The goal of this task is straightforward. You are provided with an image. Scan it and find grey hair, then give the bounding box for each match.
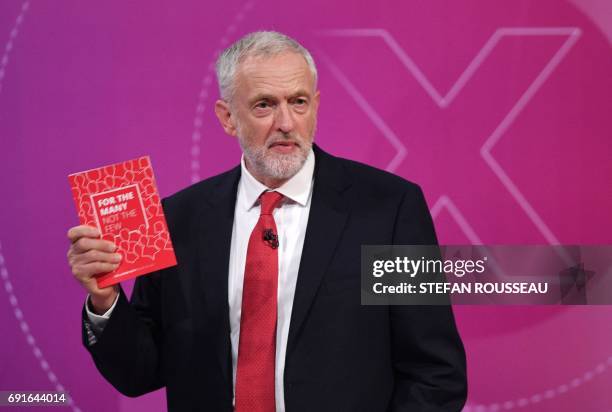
[215,31,318,102]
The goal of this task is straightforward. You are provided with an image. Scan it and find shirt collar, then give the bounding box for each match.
[239,148,315,210]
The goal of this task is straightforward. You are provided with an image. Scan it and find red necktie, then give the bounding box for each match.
[235,191,284,412]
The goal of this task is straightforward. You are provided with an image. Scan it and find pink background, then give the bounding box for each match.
[0,1,611,411]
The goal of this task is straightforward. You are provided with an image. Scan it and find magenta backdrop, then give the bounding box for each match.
[1,1,611,411]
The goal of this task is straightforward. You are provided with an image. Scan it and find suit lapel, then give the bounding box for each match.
[195,165,240,392]
[287,145,351,355]
[192,146,352,386]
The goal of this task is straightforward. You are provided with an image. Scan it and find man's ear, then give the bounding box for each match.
[313,90,320,114]
[214,99,238,136]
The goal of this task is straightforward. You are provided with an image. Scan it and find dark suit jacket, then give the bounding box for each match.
[83,144,467,411]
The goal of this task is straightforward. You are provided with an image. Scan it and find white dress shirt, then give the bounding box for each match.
[229,149,314,411]
[86,149,315,412]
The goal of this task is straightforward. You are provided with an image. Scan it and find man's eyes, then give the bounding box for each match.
[255,101,272,109]
[252,98,308,110]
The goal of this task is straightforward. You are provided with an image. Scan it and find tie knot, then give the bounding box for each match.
[259,191,283,215]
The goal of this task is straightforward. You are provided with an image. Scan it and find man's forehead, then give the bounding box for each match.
[236,52,315,95]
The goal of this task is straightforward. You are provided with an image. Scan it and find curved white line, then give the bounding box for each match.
[0,240,81,411]
[189,1,256,184]
[0,2,81,411]
[463,355,612,411]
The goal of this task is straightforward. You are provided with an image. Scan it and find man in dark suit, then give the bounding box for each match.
[67,31,466,411]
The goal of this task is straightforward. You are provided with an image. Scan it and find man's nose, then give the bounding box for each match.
[274,103,295,133]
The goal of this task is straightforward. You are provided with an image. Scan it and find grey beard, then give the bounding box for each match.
[240,138,311,181]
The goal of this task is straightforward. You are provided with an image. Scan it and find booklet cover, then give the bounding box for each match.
[68,156,177,288]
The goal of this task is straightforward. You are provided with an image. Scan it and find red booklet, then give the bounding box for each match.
[68,156,177,288]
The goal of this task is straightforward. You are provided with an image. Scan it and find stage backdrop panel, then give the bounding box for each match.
[0,1,611,411]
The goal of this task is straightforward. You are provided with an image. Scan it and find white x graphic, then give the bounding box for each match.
[318,27,581,245]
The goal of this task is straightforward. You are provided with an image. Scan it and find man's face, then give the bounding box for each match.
[216,52,320,184]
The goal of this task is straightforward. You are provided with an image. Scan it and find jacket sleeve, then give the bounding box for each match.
[388,184,467,411]
[81,268,168,397]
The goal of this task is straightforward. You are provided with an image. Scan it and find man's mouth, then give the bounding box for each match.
[268,141,299,153]
[269,140,299,147]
